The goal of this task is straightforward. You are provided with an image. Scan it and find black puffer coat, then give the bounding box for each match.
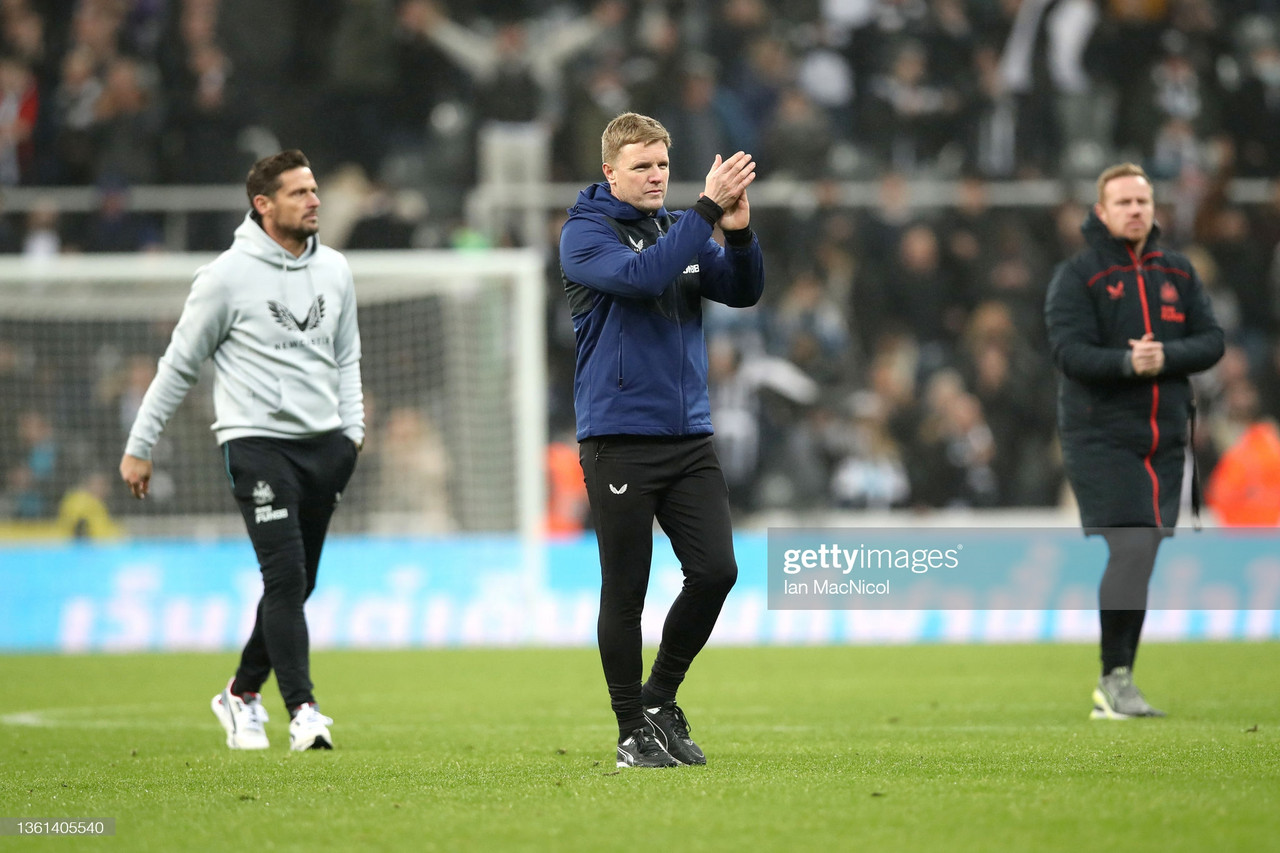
[1045,213,1224,528]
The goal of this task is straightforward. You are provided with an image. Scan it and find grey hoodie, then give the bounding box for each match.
[125,214,364,459]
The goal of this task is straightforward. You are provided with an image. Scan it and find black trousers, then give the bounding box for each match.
[223,431,358,711]
[579,435,738,735]
[1098,527,1165,675]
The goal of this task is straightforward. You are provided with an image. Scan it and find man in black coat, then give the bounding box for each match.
[1045,163,1223,719]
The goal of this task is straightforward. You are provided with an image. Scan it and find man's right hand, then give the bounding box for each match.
[1128,332,1165,377]
[702,151,756,212]
[120,453,152,500]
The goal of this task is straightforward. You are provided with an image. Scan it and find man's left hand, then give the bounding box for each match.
[720,189,751,232]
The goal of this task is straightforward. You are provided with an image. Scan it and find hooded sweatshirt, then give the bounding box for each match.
[559,182,764,440]
[125,213,364,459]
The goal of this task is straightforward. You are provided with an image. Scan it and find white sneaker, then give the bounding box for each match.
[289,703,334,751]
[210,679,270,750]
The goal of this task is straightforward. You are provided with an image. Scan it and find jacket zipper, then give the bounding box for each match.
[654,215,688,433]
[1128,244,1163,526]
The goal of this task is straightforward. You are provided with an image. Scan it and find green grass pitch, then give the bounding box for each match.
[1,642,1277,852]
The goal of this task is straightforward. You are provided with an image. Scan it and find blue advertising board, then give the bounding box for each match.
[1,531,1276,652]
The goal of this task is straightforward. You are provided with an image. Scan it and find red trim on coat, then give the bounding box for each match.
[1084,259,1188,289]
[1144,385,1163,526]
[1128,244,1163,526]
[1086,264,1131,288]
[1131,249,1153,337]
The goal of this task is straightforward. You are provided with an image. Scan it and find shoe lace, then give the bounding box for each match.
[1103,668,1155,712]
[1106,668,1139,700]
[243,694,269,728]
[662,702,691,740]
[294,704,333,727]
[632,728,666,757]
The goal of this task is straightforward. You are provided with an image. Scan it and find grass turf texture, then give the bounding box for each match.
[1,643,1277,852]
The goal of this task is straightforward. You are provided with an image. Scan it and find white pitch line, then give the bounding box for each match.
[1,706,191,729]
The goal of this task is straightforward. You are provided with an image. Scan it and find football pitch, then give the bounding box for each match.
[1,642,1277,852]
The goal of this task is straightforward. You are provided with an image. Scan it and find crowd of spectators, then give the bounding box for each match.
[3,0,1280,527]
[1,0,1278,238]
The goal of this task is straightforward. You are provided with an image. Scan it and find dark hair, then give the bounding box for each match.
[246,149,310,222]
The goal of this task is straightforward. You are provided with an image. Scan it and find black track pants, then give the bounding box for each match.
[579,435,738,734]
[223,431,358,711]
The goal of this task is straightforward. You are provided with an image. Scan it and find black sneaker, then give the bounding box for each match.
[644,701,706,766]
[616,726,679,768]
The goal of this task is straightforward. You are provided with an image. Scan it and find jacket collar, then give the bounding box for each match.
[1081,209,1162,258]
[231,213,318,269]
[568,181,669,221]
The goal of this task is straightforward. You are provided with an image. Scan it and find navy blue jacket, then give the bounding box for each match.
[560,182,764,440]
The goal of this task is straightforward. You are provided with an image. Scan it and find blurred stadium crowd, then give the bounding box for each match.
[3,0,1280,527]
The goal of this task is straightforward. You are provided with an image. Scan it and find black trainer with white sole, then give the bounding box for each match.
[616,726,679,768]
[644,701,706,766]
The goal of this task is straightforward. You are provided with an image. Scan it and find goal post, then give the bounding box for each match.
[0,250,547,544]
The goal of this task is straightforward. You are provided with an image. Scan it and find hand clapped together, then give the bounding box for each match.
[702,151,755,232]
[1129,332,1165,377]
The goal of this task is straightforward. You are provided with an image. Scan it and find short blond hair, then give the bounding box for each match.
[601,112,672,166]
[1096,162,1151,204]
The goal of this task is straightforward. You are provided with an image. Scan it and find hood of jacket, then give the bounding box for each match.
[1081,209,1163,256]
[231,212,319,270]
[567,181,670,222]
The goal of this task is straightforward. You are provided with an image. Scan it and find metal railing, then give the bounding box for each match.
[5,177,1274,251]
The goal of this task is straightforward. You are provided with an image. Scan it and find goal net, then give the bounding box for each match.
[0,250,546,539]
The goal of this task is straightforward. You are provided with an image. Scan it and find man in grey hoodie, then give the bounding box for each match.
[119,150,364,751]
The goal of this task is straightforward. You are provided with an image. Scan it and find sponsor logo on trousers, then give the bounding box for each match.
[254,505,289,524]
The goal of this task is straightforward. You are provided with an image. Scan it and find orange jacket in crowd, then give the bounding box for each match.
[545,441,589,537]
[1206,421,1280,526]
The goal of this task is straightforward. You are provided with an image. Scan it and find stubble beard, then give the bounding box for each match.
[282,221,319,244]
